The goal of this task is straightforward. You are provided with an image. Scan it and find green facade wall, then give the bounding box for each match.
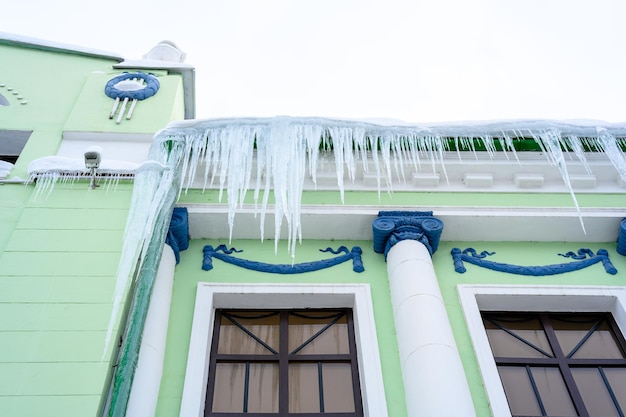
[434,240,626,417]
[155,211,626,417]
[155,238,407,417]
[0,40,187,417]
[165,187,625,417]
[0,183,133,416]
[3,36,625,417]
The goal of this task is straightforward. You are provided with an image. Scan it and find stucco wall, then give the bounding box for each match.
[156,232,626,417]
[155,238,407,417]
[0,41,188,417]
[0,182,133,416]
[434,240,626,417]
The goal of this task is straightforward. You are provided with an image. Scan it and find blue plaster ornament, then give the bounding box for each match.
[202,245,364,274]
[451,247,617,276]
[372,211,443,259]
[105,72,160,100]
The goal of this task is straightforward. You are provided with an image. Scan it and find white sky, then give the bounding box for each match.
[4,0,625,123]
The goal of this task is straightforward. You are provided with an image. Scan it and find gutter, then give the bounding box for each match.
[105,139,184,417]
[106,205,174,417]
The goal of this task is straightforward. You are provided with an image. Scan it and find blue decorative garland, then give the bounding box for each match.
[451,248,617,276]
[202,245,364,274]
[104,72,160,100]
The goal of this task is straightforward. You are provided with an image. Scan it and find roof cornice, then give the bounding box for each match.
[0,32,124,61]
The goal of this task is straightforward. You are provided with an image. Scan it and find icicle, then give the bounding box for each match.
[565,135,593,175]
[596,128,626,181]
[536,129,586,234]
[102,157,174,358]
[153,117,626,259]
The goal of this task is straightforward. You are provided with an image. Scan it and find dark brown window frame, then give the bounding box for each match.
[482,312,626,417]
[204,308,364,417]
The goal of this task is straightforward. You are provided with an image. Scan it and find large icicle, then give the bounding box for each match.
[154,117,626,257]
[99,116,625,357]
[533,128,586,233]
[596,127,626,181]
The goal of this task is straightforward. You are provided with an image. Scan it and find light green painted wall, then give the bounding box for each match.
[433,240,626,417]
[1,43,121,178]
[169,76,186,121]
[0,182,134,417]
[156,238,407,417]
[63,70,184,134]
[178,188,626,209]
[156,229,626,417]
[0,44,119,131]
[0,42,188,417]
[1,42,187,178]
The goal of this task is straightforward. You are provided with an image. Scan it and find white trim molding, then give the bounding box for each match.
[458,284,626,417]
[179,283,389,417]
[127,245,176,417]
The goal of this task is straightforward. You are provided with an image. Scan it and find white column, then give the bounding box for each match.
[387,239,476,417]
[126,245,176,417]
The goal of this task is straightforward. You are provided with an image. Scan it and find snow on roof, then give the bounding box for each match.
[163,117,626,138]
[0,32,124,61]
[152,116,626,255]
[0,160,13,179]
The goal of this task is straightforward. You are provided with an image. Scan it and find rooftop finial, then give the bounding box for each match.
[143,41,186,63]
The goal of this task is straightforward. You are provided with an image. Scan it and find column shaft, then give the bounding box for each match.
[387,239,475,417]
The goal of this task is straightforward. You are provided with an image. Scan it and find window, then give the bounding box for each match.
[0,129,32,164]
[180,283,388,417]
[483,312,626,417]
[458,285,626,417]
[205,309,363,416]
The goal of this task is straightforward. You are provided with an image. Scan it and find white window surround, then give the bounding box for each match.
[458,284,626,417]
[179,283,389,417]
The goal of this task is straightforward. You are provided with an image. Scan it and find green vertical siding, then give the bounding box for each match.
[0,182,133,417]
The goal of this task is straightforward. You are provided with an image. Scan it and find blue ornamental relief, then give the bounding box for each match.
[104,72,160,101]
[372,211,444,259]
[451,248,617,276]
[202,245,364,274]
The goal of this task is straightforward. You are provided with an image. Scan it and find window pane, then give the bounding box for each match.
[484,317,553,358]
[322,363,356,412]
[289,311,349,355]
[499,366,577,417]
[212,363,279,412]
[0,130,31,163]
[551,316,625,359]
[218,312,280,354]
[530,367,577,417]
[604,368,626,413]
[212,363,245,412]
[289,363,320,413]
[247,363,279,413]
[498,366,542,416]
[572,368,621,417]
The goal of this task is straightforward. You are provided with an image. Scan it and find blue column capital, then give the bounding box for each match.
[372,211,444,259]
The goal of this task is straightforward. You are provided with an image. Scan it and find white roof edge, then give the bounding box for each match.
[0,32,124,62]
[114,59,194,70]
[160,116,626,137]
